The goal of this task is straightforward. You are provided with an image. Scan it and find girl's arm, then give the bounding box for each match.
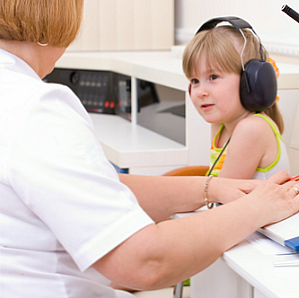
[217,115,279,179]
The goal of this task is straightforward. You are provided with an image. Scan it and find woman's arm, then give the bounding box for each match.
[94,172,299,291]
[119,173,260,222]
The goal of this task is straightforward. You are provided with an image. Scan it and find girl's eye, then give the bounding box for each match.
[209,74,218,80]
[190,78,199,85]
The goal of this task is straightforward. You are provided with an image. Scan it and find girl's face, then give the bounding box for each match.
[188,54,249,128]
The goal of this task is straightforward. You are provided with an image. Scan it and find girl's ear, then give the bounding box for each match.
[188,84,192,96]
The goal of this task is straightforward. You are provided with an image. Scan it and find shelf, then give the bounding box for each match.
[89,114,187,168]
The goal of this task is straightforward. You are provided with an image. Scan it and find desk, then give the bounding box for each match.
[191,236,299,298]
[175,210,299,298]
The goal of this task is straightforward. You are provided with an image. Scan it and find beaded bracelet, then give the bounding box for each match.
[204,175,214,209]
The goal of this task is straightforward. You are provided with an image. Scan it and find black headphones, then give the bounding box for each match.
[195,16,277,112]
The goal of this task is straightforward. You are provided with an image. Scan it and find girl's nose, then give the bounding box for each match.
[194,83,209,98]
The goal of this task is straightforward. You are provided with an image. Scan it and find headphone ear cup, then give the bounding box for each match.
[240,60,277,112]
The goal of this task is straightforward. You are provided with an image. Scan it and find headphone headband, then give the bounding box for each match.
[196,16,263,65]
[196,16,254,34]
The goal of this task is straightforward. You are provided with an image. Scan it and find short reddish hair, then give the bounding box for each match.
[0,0,84,47]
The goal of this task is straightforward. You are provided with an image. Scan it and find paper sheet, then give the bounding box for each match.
[246,232,294,255]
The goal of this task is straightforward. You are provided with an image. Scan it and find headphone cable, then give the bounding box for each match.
[207,137,231,176]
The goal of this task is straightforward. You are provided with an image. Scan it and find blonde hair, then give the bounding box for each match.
[0,0,84,47]
[183,25,284,133]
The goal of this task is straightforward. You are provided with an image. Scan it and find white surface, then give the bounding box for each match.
[246,233,294,255]
[89,114,187,168]
[223,239,299,298]
[277,62,299,89]
[174,0,299,50]
[277,89,299,149]
[56,51,299,90]
[288,104,299,176]
[258,213,299,246]
[190,235,299,298]
[68,0,174,52]
[175,212,299,298]
[190,258,250,298]
[56,51,189,91]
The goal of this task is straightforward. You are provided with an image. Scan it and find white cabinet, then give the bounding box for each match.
[190,258,253,298]
[190,237,299,298]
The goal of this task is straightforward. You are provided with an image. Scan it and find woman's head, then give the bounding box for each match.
[0,0,84,47]
[183,25,268,79]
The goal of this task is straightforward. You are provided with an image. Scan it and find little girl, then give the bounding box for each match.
[182,18,290,180]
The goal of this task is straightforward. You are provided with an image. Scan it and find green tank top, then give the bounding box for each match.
[209,114,286,177]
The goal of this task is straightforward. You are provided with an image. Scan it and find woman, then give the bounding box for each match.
[0,1,299,297]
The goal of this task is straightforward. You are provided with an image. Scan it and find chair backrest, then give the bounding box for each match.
[163,166,209,177]
[289,104,299,176]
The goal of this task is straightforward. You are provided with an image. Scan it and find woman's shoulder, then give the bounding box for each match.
[39,79,76,96]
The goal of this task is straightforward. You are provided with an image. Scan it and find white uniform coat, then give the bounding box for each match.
[0,49,154,298]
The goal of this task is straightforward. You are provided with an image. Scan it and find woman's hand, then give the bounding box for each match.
[208,176,262,204]
[244,172,299,227]
[209,171,292,205]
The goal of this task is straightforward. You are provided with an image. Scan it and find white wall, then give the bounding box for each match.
[69,0,174,51]
[175,0,299,57]
[70,0,299,57]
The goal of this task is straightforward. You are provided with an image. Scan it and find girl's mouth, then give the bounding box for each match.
[201,103,214,109]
